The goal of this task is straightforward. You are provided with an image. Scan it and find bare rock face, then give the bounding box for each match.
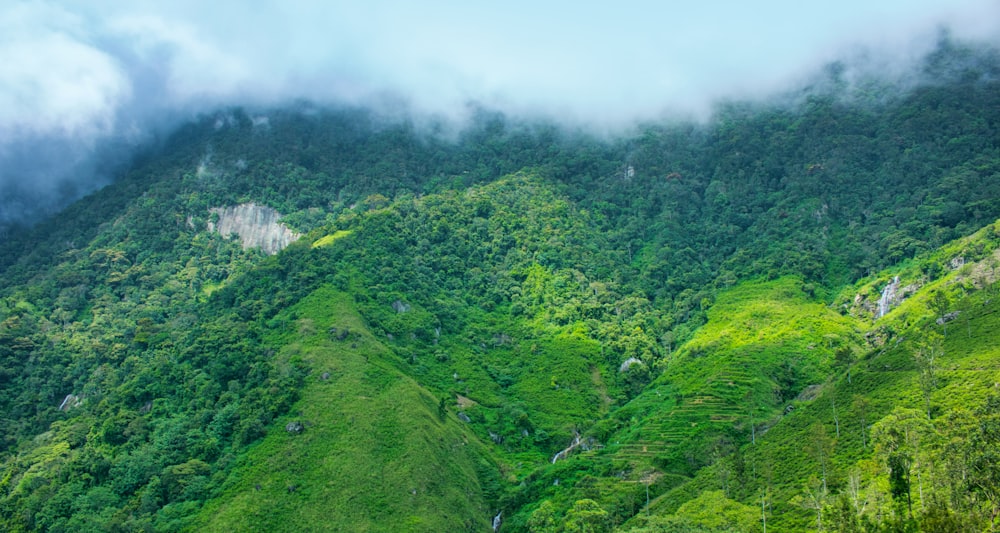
[208,203,299,254]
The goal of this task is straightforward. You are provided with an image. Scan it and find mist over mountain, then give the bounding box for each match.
[2,1,1000,226]
[4,4,1000,532]
[1,32,1000,529]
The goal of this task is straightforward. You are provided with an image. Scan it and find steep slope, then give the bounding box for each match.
[1,42,1000,532]
[207,203,300,254]
[500,277,866,529]
[192,287,492,532]
[0,170,640,531]
[621,221,1000,531]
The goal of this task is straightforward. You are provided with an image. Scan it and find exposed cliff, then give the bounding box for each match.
[208,203,299,254]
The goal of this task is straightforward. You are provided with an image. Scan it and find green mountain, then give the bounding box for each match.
[2,41,1000,532]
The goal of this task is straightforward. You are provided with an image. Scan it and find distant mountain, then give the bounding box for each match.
[1,40,1000,532]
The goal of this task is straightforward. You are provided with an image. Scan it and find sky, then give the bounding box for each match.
[2,0,1000,224]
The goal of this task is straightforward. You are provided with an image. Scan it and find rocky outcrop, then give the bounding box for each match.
[936,311,961,325]
[208,203,299,254]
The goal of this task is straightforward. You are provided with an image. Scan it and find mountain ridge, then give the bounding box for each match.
[2,42,1000,531]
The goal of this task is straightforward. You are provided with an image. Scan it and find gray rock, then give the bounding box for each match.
[208,203,299,254]
[936,311,961,325]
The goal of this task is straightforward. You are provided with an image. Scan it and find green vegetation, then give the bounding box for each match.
[1,38,1000,531]
[310,230,352,248]
[193,288,490,532]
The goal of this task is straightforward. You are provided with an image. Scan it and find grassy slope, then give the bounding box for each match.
[626,277,861,460]
[752,298,1000,530]
[503,277,866,528]
[191,286,492,532]
[631,222,1000,531]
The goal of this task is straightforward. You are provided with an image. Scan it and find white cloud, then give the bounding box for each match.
[0,3,129,139]
[105,14,251,102]
[1,0,999,222]
[7,0,997,131]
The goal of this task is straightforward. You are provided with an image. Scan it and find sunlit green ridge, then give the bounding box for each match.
[2,43,1000,532]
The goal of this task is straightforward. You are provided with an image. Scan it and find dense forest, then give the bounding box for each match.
[2,38,1000,531]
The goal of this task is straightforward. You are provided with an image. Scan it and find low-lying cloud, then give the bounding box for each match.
[2,0,999,225]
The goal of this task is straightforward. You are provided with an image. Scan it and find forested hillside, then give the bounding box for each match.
[2,40,1000,532]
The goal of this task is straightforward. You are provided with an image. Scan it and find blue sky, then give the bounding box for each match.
[1,0,999,221]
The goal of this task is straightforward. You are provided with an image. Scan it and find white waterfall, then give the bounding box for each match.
[551,432,583,464]
[877,276,900,318]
